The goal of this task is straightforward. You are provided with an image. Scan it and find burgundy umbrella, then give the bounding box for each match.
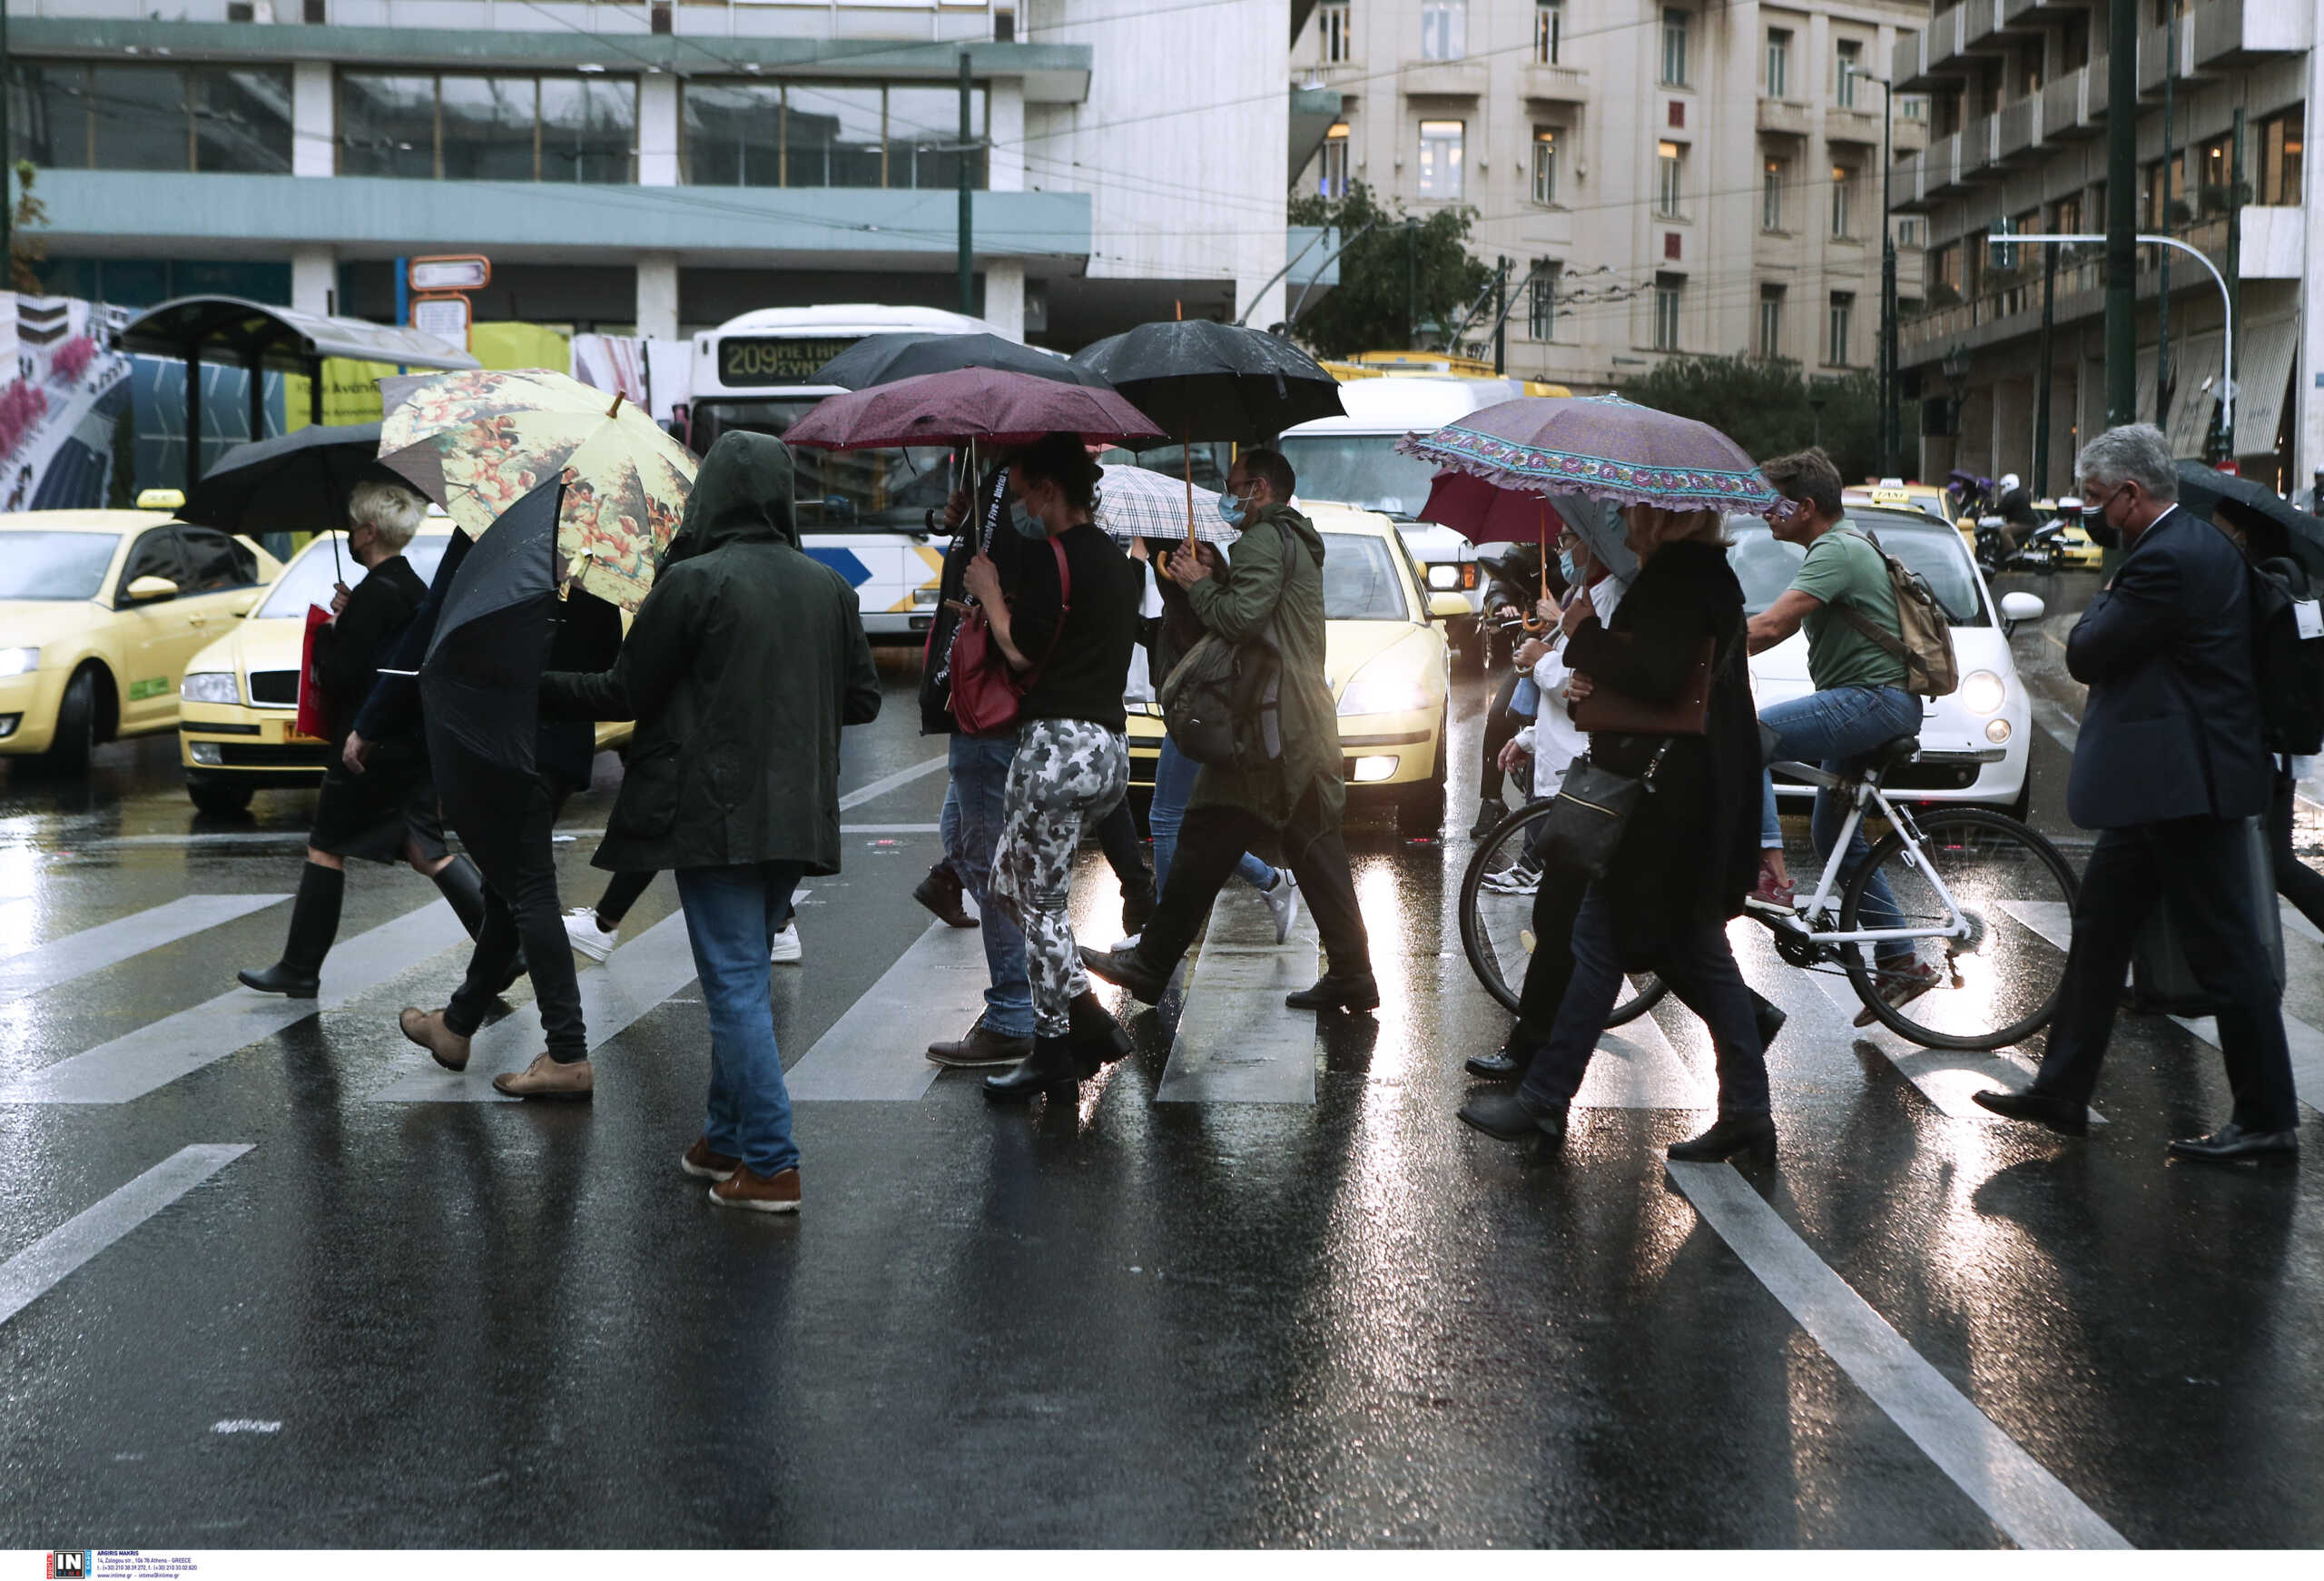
[1400,392,1779,515]
[783,367,1165,450]
[1418,468,1638,581]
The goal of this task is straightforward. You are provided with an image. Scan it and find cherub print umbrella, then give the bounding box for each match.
[378,367,695,612]
[1400,392,1780,516]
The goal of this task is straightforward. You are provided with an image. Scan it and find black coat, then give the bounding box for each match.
[1563,539,1759,965]
[2065,505,2273,829]
[542,431,882,874]
[315,553,424,746]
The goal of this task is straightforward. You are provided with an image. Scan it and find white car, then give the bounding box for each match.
[1728,507,2044,815]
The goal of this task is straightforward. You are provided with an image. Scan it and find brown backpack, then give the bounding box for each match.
[1829,529,1960,698]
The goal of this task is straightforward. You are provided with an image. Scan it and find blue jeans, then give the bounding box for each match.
[675,862,805,1178]
[942,732,1034,1037]
[1149,734,1276,897]
[1759,684,1921,963]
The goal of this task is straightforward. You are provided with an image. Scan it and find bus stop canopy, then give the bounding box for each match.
[116,295,481,489]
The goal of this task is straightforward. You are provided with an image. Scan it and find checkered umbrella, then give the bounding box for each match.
[1096,464,1237,545]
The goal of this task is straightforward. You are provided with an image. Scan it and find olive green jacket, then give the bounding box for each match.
[1185,503,1345,828]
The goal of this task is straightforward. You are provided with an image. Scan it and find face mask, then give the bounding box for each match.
[1217,490,1248,529]
[1010,499,1049,539]
[1558,548,1580,587]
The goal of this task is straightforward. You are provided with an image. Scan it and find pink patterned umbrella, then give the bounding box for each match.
[783,367,1165,450]
[1399,392,1779,515]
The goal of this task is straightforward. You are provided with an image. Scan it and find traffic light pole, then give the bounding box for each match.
[2015,232,2234,440]
[957,50,974,318]
[2103,0,2139,425]
[1875,77,1898,477]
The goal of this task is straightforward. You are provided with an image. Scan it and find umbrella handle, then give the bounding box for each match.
[606,391,624,420]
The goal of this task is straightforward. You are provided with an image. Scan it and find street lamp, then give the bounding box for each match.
[1864,74,1900,479]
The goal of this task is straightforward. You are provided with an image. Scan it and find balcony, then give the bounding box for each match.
[1520,63,1590,104]
[2138,15,2201,96]
[1994,94,2043,163]
[2191,0,2315,69]
[1894,2,2018,92]
[1757,98,1812,138]
[1949,113,2003,182]
[1401,60,1486,99]
[1888,150,1934,212]
[2041,66,2100,143]
[1825,105,1885,146]
[1893,114,1931,154]
[1925,131,1974,197]
[2001,0,2091,28]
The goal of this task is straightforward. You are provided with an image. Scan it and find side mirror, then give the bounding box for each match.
[124,575,181,604]
[1999,590,2045,633]
[1427,591,1472,622]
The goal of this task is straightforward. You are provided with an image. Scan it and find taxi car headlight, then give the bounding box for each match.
[0,647,38,678]
[1426,564,1463,590]
[1958,669,2006,716]
[181,671,241,705]
[1338,665,1431,717]
[188,741,225,766]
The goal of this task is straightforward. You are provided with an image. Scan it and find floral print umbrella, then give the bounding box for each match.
[378,368,695,611]
[1399,392,1780,516]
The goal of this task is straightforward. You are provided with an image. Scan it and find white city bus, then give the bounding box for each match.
[686,304,1004,643]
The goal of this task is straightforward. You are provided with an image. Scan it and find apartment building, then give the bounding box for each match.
[1887,0,2319,493]
[10,0,1317,347]
[1294,0,1934,392]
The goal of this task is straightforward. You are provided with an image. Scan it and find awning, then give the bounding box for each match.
[2164,331,2222,456]
[2234,314,2299,458]
[115,295,478,376]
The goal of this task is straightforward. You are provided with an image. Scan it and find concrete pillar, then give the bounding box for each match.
[292,61,333,178]
[635,253,679,341]
[984,258,1027,341]
[2299,33,2324,490]
[291,247,335,318]
[988,80,1024,192]
[638,74,680,187]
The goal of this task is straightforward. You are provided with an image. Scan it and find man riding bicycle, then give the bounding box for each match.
[1744,448,1938,1023]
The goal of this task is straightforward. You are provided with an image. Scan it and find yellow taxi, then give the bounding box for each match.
[178,527,634,815]
[1125,502,1467,837]
[2031,499,2106,568]
[0,508,282,775]
[1842,481,1953,521]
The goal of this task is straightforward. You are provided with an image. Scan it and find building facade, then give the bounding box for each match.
[10,0,1317,346]
[1294,0,1933,393]
[1886,0,2318,495]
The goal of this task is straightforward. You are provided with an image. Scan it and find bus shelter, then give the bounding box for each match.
[115,296,480,494]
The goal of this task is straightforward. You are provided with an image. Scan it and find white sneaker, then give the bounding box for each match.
[1261,871,1303,944]
[770,921,803,964]
[563,906,617,963]
[1480,864,1541,896]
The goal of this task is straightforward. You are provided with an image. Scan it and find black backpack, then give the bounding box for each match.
[2247,554,2324,756]
[1160,627,1282,769]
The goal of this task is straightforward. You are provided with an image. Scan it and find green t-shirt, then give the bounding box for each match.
[1791,524,1908,693]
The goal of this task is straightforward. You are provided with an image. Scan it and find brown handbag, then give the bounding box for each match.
[1567,637,1717,736]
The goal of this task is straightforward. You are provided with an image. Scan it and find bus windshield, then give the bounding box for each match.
[1275,432,1441,519]
[692,399,954,532]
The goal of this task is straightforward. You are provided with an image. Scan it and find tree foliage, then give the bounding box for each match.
[1285,182,1493,359]
[1615,355,1884,482]
[9,163,49,292]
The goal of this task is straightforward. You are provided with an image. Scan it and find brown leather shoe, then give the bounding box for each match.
[926,1020,1034,1067]
[680,1137,740,1181]
[399,1006,470,1072]
[491,1052,594,1101]
[709,1164,801,1213]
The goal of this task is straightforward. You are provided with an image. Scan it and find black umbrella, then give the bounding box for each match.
[1068,320,1344,442]
[2176,460,2324,577]
[809,331,1113,391]
[421,477,561,780]
[182,422,399,548]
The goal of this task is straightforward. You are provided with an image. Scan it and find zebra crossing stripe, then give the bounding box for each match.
[0,894,290,1001]
[1156,887,1318,1105]
[786,921,991,1102]
[0,1145,253,1329]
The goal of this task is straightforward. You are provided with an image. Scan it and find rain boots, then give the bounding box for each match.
[237,861,344,999]
[982,1033,1080,1103]
[430,854,489,940]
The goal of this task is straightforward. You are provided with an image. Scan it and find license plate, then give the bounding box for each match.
[286,729,327,746]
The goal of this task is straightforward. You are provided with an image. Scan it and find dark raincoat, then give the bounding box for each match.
[541,432,881,874]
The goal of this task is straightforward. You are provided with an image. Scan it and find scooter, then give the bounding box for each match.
[1974,513,2068,576]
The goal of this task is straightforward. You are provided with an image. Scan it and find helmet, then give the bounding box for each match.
[1998,472,2021,493]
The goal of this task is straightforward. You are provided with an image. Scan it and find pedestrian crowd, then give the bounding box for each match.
[235,412,2309,1220]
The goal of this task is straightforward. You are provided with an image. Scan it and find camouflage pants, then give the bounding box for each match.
[989,717,1129,1037]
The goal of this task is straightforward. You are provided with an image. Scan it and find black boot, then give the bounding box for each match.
[1668,1111,1777,1166]
[1285,973,1380,1013]
[430,855,489,940]
[1067,991,1134,1073]
[238,861,343,998]
[1467,799,1507,839]
[1120,884,1157,937]
[983,1033,1082,1103]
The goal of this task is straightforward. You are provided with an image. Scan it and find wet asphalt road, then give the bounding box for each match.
[1,586,2320,1549]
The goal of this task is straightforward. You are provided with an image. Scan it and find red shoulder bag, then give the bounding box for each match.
[949,537,1071,736]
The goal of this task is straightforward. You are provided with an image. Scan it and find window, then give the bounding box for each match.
[684,81,989,189]
[1529,258,1561,340]
[2260,107,2304,207]
[1653,273,1683,351]
[1421,0,1467,62]
[175,529,258,594]
[1895,215,1925,247]
[1766,30,1791,99]
[1762,157,1786,231]
[1931,242,1962,297]
[1317,122,1350,197]
[683,82,782,185]
[2050,194,2081,234]
[1320,1,1353,64]
[1829,163,1855,238]
[341,71,635,181]
[1661,8,1691,86]
[1758,285,1784,359]
[1531,127,1559,205]
[1827,291,1854,365]
[1418,119,1464,198]
[1901,95,1926,121]
[785,84,884,187]
[1656,141,1683,216]
[1837,40,1862,109]
[1535,0,1563,65]
[9,62,294,173]
[887,85,989,190]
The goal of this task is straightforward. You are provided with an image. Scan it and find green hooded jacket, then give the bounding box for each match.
[1185,501,1345,828]
[542,431,881,874]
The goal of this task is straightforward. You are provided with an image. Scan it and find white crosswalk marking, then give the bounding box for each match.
[787,921,992,1102]
[1157,887,1318,1104]
[367,910,707,1102]
[0,1145,253,1328]
[0,901,470,1105]
[1800,967,2102,1122]
[0,894,290,1001]
[1572,1012,1712,1111]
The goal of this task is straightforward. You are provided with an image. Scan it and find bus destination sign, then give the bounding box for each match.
[717,336,862,387]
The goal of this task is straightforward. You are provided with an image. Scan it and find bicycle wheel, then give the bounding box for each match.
[1838,806,2080,1050]
[1458,801,1668,1026]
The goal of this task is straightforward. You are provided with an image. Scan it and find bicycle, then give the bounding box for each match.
[1460,734,2080,1050]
